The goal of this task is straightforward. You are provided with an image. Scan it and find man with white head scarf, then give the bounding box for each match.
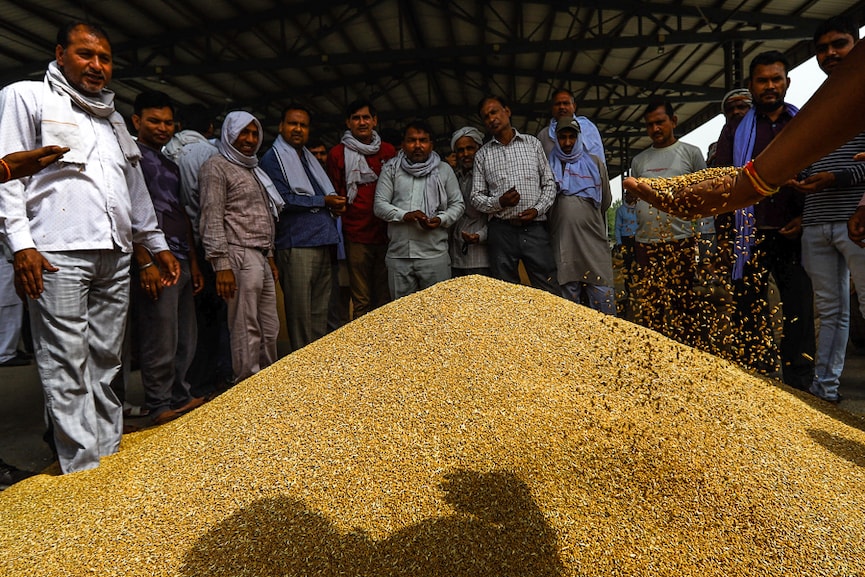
[199,110,283,384]
[374,120,464,298]
[449,126,491,277]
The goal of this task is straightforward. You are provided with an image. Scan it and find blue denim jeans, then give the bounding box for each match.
[801,223,865,401]
[561,281,616,315]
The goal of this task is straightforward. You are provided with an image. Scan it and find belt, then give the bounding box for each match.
[493,217,543,227]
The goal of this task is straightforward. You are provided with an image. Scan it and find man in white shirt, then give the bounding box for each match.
[0,22,178,474]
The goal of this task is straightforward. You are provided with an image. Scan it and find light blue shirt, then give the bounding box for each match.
[173,132,219,241]
[614,202,637,244]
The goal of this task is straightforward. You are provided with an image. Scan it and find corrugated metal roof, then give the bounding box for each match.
[1,0,863,174]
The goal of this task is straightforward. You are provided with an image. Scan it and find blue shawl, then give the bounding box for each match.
[731,103,798,280]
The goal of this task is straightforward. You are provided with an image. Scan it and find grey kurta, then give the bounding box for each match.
[549,154,614,287]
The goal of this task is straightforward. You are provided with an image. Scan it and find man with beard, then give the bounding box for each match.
[536,88,605,164]
[448,127,490,277]
[713,50,815,389]
[374,120,463,298]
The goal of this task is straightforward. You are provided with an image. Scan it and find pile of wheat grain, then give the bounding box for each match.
[2,276,864,576]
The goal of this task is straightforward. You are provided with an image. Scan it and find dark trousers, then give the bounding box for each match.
[186,245,232,395]
[620,235,636,300]
[488,218,561,296]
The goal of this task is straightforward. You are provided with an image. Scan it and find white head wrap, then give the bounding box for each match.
[217,111,284,217]
[450,127,484,151]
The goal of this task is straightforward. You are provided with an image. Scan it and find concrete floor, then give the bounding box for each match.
[2,332,865,480]
[0,338,291,477]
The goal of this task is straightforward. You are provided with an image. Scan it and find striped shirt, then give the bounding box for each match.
[470,129,556,221]
[801,131,865,225]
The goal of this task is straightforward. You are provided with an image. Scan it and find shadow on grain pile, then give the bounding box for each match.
[180,469,564,577]
[2,275,865,577]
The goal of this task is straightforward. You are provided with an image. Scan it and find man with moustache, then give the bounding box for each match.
[790,17,865,403]
[260,104,345,352]
[307,139,329,168]
[199,111,284,383]
[706,89,753,167]
[327,99,397,316]
[629,101,705,342]
[374,120,463,298]
[0,22,178,473]
[536,88,605,163]
[449,126,490,277]
[471,96,560,295]
[714,50,815,388]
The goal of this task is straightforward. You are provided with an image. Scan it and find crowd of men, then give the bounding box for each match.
[616,15,865,407]
[0,15,862,482]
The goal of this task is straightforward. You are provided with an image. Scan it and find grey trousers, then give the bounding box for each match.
[0,258,22,362]
[226,246,279,383]
[276,246,332,352]
[132,259,197,417]
[386,253,451,299]
[29,250,129,474]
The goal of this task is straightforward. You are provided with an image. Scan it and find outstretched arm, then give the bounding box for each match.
[1,146,69,181]
[623,167,748,218]
[625,40,865,218]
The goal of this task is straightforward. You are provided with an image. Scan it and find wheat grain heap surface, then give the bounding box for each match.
[2,276,865,576]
